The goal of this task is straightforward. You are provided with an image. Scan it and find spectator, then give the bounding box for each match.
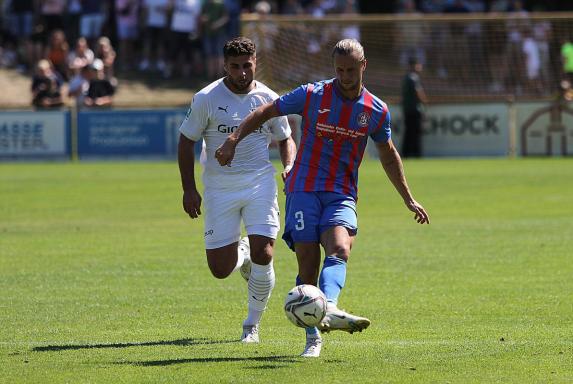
[44,29,69,80]
[224,0,241,40]
[66,0,82,44]
[94,36,116,83]
[40,0,67,41]
[522,27,542,94]
[401,57,427,158]
[282,0,304,14]
[505,0,529,95]
[68,63,94,107]
[166,0,203,79]
[560,36,573,90]
[139,0,170,72]
[84,59,115,107]
[201,0,229,80]
[396,0,426,67]
[420,0,447,78]
[6,0,37,71]
[115,0,140,71]
[532,17,551,93]
[486,2,508,92]
[67,36,94,78]
[31,59,64,108]
[443,0,470,82]
[80,0,106,47]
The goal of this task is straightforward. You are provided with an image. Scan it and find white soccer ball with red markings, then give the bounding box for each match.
[284,284,327,328]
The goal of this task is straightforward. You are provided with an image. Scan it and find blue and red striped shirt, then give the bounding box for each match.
[275,79,391,200]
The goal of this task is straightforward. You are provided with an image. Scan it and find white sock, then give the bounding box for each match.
[245,261,275,325]
[232,242,247,273]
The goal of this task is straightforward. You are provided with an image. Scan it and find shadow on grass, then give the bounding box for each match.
[32,338,235,352]
[119,355,299,367]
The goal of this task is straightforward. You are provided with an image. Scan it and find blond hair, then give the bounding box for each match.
[331,39,365,62]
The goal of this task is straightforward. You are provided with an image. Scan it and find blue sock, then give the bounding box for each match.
[318,256,347,305]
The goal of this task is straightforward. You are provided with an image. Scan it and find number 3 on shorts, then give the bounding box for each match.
[294,211,304,231]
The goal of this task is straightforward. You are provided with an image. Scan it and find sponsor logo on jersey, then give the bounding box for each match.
[204,229,214,237]
[218,105,229,113]
[217,124,265,134]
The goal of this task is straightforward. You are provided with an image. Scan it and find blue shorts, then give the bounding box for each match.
[282,191,357,251]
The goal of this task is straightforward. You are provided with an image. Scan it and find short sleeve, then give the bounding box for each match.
[269,115,291,141]
[275,84,309,116]
[179,93,208,141]
[370,108,391,143]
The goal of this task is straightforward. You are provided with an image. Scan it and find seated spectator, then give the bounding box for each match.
[67,37,95,78]
[68,64,94,107]
[94,36,117,84]
[44,29,69,80]
[84,59,115,107]
[31,59,64,108]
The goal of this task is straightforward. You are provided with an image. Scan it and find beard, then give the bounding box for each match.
[228,76,252,92]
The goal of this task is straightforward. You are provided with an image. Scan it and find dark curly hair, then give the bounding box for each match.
[223,37,256,59]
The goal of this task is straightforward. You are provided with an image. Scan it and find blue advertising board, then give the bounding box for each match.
[0,110,71,160]
[77,109,188,158]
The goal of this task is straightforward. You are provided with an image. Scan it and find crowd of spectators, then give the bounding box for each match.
[0,0,573,108]
[394,0,573,96]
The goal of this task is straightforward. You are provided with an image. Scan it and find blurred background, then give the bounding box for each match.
[1,0,572,159]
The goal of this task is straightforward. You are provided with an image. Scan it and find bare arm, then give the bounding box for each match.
[376,139,430,224]
[215,102,281,166]
[278,135,296,181]
[178,134,202,219]
[417,86,428,105]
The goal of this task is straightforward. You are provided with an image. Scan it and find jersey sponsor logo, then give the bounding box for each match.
[218,105,229,113]
[217,124,264,134]
[357,112,370,127]
[315,122,366,142]
[318,108,331,114]
[204,229,214,237]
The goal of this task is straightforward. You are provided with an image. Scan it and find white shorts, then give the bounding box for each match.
[203,175,279,249]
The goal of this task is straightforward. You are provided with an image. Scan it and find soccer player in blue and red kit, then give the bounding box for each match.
[216,39,430,357]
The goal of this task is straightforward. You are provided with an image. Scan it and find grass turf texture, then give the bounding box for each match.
[0,158,571,383]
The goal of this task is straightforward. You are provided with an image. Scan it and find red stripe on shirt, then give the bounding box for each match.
[287,84,314,193]
[325,101,353,191]
[304,82,333,191]
[342,91,374,196]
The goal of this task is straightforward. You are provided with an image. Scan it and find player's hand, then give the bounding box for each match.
[182,188,202,219]
[215,138,237,166]
[405,199,430,224]
[281,164,293,183]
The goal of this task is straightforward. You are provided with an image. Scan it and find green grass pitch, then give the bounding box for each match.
[1,158,572,383]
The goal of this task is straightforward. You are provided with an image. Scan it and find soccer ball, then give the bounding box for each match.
[284,284,327,328]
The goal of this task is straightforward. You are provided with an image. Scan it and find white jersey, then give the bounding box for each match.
[179,78,291,189]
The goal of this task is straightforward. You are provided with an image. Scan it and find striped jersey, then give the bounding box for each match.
[275,79,391,200]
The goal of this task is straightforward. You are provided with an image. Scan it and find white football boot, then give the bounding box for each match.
[301,334,322,358]
[238,237,251,282]
[318,303,370,334]
[241,323,259,343]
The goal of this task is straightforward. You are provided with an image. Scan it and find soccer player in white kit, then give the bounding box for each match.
[178,37,296,343]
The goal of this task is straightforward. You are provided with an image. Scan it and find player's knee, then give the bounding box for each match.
[207,262,233,279]
[251,246,273,265]
[330,244,350,262]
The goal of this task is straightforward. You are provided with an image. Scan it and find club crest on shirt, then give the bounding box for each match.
[357,112,370,127]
